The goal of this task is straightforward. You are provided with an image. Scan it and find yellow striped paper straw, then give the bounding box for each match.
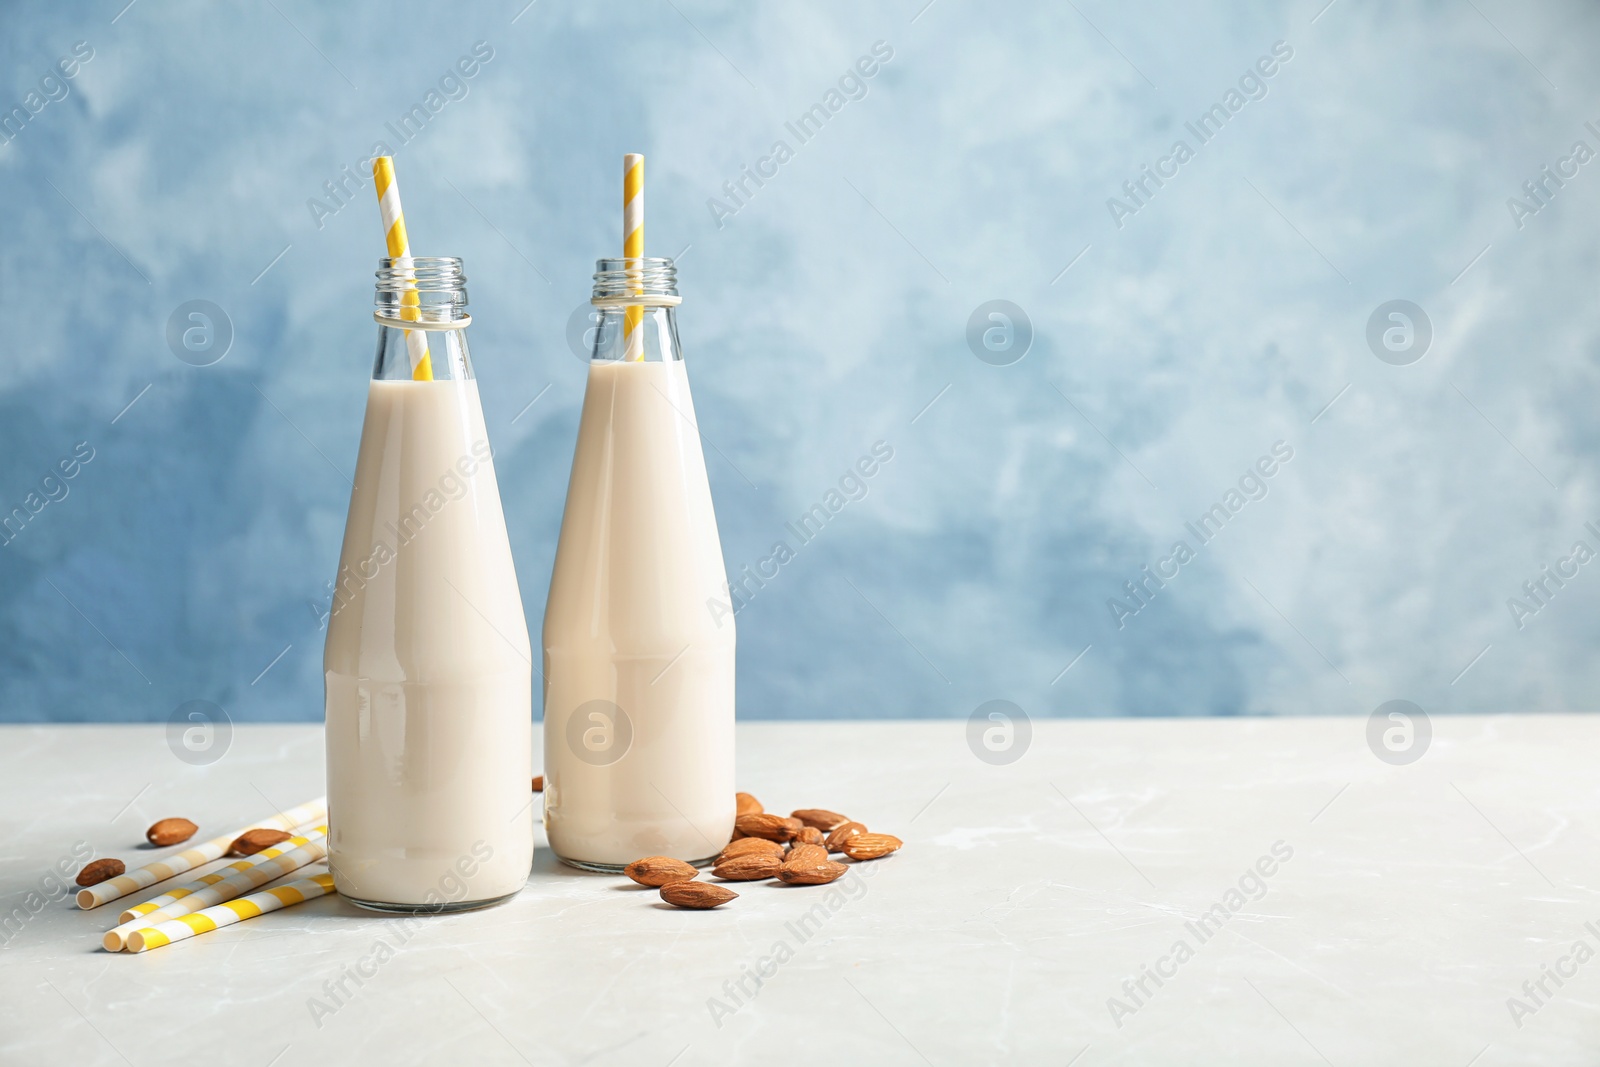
[117,822,326,921]
[123,873,336,954]
[103,831,329,951]
[623,153,644,361]
[372,156,434,381]
[76,796,327,910]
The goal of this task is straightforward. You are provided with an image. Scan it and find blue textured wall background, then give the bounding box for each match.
[2,0,1596,722]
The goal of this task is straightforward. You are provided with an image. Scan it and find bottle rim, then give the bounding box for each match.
[375,256,466,292]
[592,257,677,299]
[374,257,467,320]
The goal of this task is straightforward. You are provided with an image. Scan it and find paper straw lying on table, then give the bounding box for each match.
[123,873,336,954]
[76,796,327,910]
[116,822,327,923]
[103,827,330,950]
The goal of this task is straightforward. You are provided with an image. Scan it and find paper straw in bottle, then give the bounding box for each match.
[123,873,336,954]
[103,830,329,950]
[623,153,645,361]
[371,156,435,381]
[75,796,327,910]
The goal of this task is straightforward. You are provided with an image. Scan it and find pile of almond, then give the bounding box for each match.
[625,792,902,909]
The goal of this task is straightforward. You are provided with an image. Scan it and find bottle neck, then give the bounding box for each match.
[588,306,681,363]
[373,322,473,381]
[373,257,474,381]
[588,257,682,363]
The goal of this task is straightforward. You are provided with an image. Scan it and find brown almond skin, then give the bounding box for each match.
[76,858,125,887]
[735,813,803,842]
[145,818,198,847]
[786,843,828,867]
[623,856,700,887]
[778,859,848,886]
[229,828,292,857]
[531,775,544,792]
[791,808,850,832]
[824,821,868,852]
[717,838,785,864]
[794,826,825,846]
[842,833,903,861]
[713,853,784,881]
[660,881,737,909]
[735,792,763,817]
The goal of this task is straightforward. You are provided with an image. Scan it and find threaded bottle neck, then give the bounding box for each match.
[375,257,468,324]
[590,257,678,301]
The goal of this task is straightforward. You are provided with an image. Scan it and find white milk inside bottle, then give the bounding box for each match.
[324,257,534,911]
[543,256,736,869]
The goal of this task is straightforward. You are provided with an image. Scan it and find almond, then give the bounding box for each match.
[735,813,803,842]
[778,858,848,885]
[786,843,828,867]
[794,826,825,846]
[623,856,700,887]
[660,881,737,909]
[842,832,903,861]
[735,792,763,816]
[229,828,292,857]
[145,817,198,847]
[791,808,850,832]
[824,821,868,852]
[712,853,784,881]
[75,858,125,887]
[531,775,544,792]
[717,837,785,864]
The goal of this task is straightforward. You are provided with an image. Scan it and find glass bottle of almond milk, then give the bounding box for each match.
[543,257,737,870]
[324,257,534,912]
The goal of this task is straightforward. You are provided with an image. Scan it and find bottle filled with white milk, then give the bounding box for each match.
[324,257,533,911]
[543,256,736,870]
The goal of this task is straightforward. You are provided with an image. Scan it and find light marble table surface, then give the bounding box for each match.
[1,716,1597,1066]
